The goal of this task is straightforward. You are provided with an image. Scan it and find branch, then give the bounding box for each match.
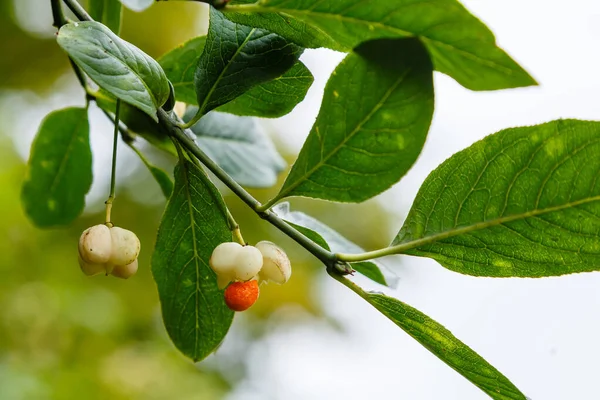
[62,0,92,21]
[60,0,351,274]
[157,109,345,271]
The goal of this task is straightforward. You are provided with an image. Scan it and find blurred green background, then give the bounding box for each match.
[0,1,393,398]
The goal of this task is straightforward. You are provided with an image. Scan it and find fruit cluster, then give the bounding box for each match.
[209,241,291,312]
[78,224,141,279]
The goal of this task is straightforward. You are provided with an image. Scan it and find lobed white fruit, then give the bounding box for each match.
[210,242,243,289]
[78,253,106,276]
[256,241,291,284]
[109,227,141,266]
[233,245,263,281]
[78,224,112,264]
[110,259,139,279]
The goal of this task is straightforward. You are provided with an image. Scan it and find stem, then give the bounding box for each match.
[62,0,92,21]
[105,99,121,225]
[327,268,370,301]
[226,209,246,245]
[51,0,66,28]
[337,247,399,263]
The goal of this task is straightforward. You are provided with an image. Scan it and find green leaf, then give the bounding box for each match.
[159,35,313,118]
[158,36,207,105]
[152,158,234,361]
[275,203,390,286]
[184,108,286,188]
[129,144,174,199]
[394,119,600,277]
[57,21,170,121]
[339,277,526,399]
[89,0,122,35]
[274,38,434,203]
[118,0,153,12]
[224,0,536,90]
[217,62,313,118]
[193,7,303,118]
[21,107,92,227]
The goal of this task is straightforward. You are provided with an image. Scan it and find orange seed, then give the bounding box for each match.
[224,280,259,312]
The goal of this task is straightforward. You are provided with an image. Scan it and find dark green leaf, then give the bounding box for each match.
[21,107,92,227]
[89,0,122,35]
[275,203,390,286]
[224,0,536,90]
[118,0,153,12]
[159,35,313,118]
[274,38,434,203]
[184,108,286,188]
[193,7,303,118]
[394,119,600,277]
[217,62,313,118]
[152,159,234,361]
[57,21,170,121]
[344,279,526,399]
[129,144,174,198]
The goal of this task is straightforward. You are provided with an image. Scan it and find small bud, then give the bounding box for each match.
[110,259,139,279]
[78,224,112,264]
[109,227,140,266]
[78,253,106,276]
[256,241,291,284]
[224,280,259,311]
[233,245,263,281]
[210,242,243,288]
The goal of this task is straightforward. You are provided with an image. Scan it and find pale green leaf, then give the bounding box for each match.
[21,107,92,227]
[224,0,536,90]
[57,21,170,121]
[394,119,600,277]
[185,108,286,188]
[152,158,234,361]
[274,203,391,286]
[274,38,433,203]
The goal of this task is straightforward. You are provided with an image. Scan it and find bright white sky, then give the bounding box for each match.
[6,1,600,399]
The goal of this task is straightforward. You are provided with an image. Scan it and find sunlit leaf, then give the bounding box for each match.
[224,0,536,90]
[340,277,526,399]
[394,119,600,277]
[274,38,433,203]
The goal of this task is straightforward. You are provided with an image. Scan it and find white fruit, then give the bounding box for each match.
[78,224,112,264]
[210,242,243,288]
[110,259,139,279]
[109,227,141,266]
[256,241,291,284]
[78,253,106,276]
[233,245,263,281]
